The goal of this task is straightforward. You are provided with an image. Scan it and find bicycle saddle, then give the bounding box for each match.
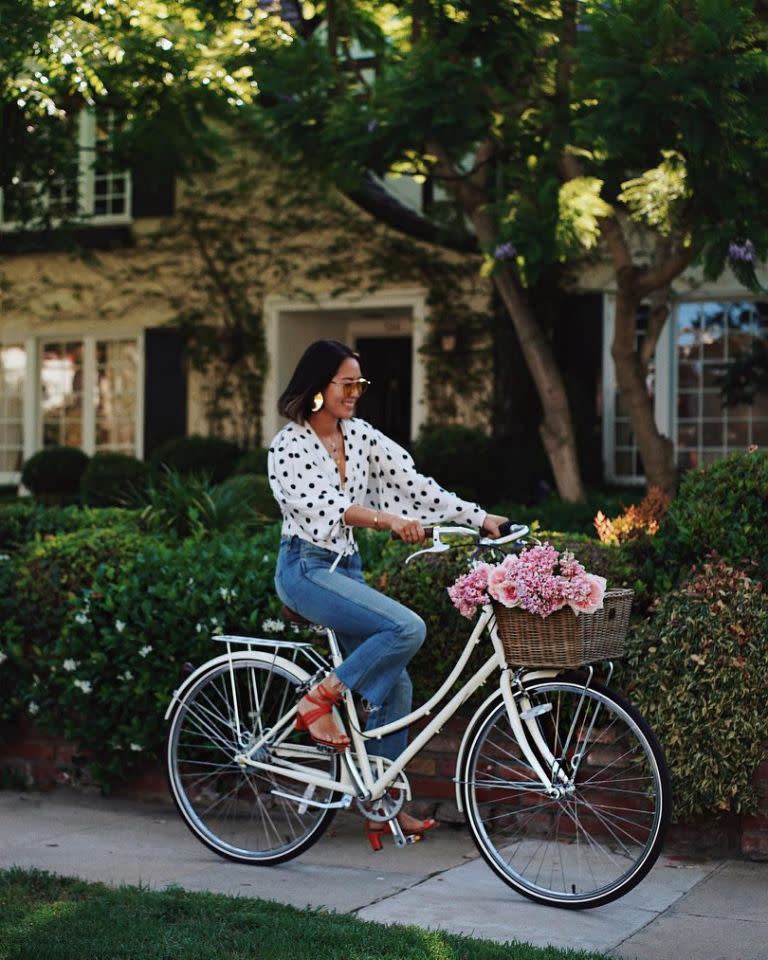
[281,604,312,627]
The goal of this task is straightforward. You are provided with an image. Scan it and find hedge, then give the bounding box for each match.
[2,523,285,785]
[1,449,765,815]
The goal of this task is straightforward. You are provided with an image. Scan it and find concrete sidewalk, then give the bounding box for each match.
[0,790,765,959]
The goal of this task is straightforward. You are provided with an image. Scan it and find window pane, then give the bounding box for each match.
[726,421,750,446]
[678,362,700,389]
[615,451,635,476]
[677,421,699,447]
[702,421,724,446]
[95,340,137,452]
[615,421,633,446]
[0,345,26,472]
[41,341,83,448]
[701,392,722,417]
[678,392,699,418]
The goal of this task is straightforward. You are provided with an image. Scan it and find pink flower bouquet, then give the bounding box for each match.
[448,543,607,620]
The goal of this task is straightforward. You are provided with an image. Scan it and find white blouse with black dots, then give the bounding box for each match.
[268,418,485,557]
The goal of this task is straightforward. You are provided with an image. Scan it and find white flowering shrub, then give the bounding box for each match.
[3,521,285,786]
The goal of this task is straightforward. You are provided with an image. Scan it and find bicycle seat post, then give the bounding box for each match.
[326,627,344,670]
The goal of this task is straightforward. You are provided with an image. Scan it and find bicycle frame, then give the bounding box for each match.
[228,606,563,807]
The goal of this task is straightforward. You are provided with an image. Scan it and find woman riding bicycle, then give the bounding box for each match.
[268,339,507,843]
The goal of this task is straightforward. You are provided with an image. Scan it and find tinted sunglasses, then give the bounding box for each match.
[331,377,371,398]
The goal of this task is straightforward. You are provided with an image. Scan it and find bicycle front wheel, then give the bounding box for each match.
[461,678,671,909]
[167,658,340,864]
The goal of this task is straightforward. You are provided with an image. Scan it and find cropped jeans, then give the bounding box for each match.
[274,535,426,760]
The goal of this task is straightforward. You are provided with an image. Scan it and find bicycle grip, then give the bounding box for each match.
[390,527,434,541]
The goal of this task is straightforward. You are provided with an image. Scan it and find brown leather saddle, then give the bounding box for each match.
[281,604,313,628]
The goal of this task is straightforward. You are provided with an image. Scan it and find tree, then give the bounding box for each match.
[568,0,768,491]
[244,0,589,501]
[0,0,264,225]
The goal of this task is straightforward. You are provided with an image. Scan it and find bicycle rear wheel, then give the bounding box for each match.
[461,678,671,909]
[167,657,340,864]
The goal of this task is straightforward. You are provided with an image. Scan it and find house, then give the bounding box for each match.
[1,108,766,491]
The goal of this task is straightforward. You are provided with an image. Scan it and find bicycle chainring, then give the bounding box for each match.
[355,789,404,823]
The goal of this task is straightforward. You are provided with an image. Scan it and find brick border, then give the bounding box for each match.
[2,719,766,860]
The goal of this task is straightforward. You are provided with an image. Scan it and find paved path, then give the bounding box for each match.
[1,790,766,958]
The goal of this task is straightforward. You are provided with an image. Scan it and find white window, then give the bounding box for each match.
[603,295,768,484]
[40,337,141,455]
[0,335,142,483]
[0,109,132,230]
[674,301,768,469]
[0,344,27,479]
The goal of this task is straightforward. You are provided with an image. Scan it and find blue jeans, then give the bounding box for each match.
[274,536,426,760]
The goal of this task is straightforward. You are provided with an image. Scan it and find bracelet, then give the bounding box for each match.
[373,511,379,528]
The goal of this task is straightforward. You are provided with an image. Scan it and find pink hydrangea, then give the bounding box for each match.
[447,563,491,619]
[448,543,607,620]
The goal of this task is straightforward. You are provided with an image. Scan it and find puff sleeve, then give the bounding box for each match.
[364,429,485,527]
[268,429,354,543]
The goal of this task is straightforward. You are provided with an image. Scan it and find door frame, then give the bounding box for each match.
[263,287,428,443]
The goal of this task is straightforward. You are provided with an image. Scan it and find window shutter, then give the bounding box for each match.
[131,170,175,218]
[143,328,187,458]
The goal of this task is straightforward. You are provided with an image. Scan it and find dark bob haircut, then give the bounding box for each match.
[278,339,360,424]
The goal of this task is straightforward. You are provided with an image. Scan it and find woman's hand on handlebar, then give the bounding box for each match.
[480,513,510,539]
[389,515,427,544]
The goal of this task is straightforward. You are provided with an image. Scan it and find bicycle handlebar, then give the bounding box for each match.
[393,521,530,563]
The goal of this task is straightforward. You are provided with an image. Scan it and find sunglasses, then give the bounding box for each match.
[331,377,371,398]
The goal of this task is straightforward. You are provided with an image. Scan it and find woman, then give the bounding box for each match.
[268,339,507,846]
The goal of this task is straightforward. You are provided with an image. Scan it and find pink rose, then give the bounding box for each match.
[486,566,510,602]
[494,579,520,608]
[568,573,607,615]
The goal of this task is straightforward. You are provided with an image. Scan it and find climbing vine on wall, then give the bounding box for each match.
[160,148,494,445]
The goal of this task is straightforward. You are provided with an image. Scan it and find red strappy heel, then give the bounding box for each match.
[295,682,351,751]
[365,816,438,851]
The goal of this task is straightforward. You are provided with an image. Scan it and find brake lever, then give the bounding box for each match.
[404,542,450,565]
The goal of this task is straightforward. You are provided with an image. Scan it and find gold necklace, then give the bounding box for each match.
[321,430,342,464]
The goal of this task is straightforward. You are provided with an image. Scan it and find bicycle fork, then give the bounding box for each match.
[500,670,574,798]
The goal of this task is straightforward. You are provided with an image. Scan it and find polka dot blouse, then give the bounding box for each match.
[268,418,484,557]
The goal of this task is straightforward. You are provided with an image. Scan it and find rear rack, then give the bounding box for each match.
[212,634,331,674]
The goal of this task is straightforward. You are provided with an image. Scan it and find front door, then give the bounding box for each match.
[353,336,412,448]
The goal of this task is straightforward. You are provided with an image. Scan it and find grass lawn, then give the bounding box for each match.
[0,868,610,960]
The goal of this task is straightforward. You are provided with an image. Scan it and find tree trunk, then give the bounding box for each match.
[613,290,677,492]
[414,140,585,501]
[491,265,587,502]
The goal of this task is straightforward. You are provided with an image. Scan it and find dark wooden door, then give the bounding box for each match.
[353,336,412,448]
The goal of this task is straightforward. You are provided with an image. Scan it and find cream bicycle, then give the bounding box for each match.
[165,523,671,910]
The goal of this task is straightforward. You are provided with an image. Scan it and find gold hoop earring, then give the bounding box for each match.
[311,392,324,412]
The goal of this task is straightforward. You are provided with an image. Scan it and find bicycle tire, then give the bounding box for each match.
[460,677,671,909]
[167,657,339,865]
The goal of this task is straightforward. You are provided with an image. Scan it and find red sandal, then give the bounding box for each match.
[366,816,438,851]
[295,682,351,751]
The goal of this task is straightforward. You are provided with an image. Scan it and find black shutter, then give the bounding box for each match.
[131,170,175,218]
[143,328,187,458]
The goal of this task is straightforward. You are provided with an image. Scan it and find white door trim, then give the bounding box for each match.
[263,287,429,444]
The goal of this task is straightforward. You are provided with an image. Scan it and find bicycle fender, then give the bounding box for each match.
[453,670,559,813]
[164,651,312,721]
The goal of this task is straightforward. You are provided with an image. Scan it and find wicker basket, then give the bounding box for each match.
[493,589,634,668]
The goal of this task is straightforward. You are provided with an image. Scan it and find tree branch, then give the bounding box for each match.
[636,244,695,297]
[347,173,479,254]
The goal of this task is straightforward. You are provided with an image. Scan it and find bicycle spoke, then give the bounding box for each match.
[168,660,339,863]
[463,680,669,907]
